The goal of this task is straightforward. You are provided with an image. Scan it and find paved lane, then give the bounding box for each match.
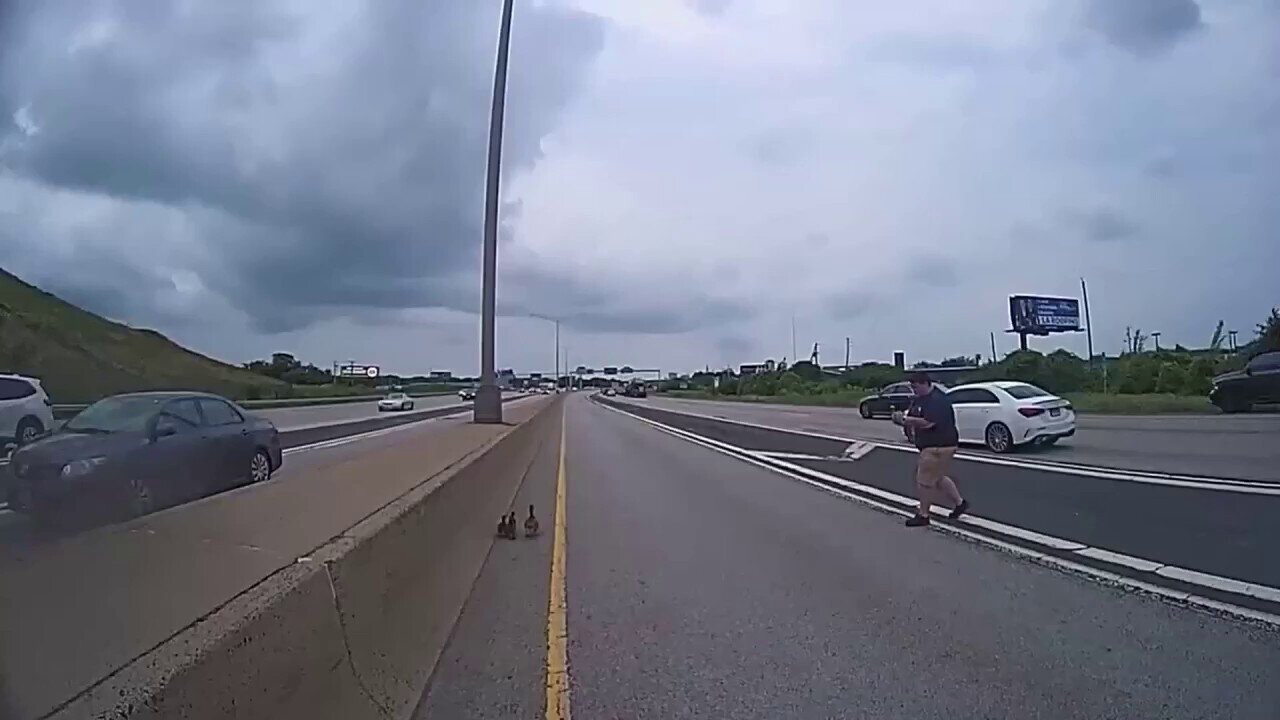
[634,395,1280,481]
[415,396,1280,719]
[254,392,476,430]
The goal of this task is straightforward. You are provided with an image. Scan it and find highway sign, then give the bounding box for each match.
[1009,295,1082,336]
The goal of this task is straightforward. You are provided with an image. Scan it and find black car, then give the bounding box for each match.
[857,382,916,418]
[858,381,949,419]
[7,391,282,522]
[1210,350,1280,413]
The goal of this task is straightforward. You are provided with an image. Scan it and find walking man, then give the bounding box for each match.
[896,371,968,527]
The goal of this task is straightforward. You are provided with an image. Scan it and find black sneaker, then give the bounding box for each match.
[904,514,930,527]
[949,500,970,520]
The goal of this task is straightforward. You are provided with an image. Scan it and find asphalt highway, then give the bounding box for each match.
[631,395,1280,481]
[252,391,502,430]
[416,395,1280,718]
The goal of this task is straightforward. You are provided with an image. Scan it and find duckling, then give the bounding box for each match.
[524,504,540,537]
[504,511,519,540]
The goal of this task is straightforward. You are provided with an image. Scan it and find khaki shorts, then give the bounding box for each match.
[916,446,957,488]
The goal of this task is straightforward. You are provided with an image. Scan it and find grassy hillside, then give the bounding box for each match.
[0,268,287,403]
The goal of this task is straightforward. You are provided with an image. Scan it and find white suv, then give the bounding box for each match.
[0,374,55,448]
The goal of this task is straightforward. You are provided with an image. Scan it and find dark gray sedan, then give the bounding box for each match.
[7,391,282,522]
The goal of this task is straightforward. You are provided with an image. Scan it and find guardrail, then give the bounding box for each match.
[50,390,460,419]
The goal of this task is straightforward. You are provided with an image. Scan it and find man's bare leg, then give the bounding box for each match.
[938,476,963,507]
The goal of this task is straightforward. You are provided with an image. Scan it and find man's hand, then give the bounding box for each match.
[902,415,933,430]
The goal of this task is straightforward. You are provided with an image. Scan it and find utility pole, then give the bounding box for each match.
[791,314,797,366]
[989,332,998,365]
[1152,331,1162,352]
[475,0,515,424]
[554,320,560,392]
[845,337,851,369]
[1081,277,1094,371]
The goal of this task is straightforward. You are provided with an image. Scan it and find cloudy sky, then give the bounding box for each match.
[2,0,1276,375]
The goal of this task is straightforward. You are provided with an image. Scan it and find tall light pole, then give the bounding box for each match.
[475,0,515,423]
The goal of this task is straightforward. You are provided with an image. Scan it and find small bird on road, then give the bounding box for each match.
[497,513,517,540]
[524,505,540,537]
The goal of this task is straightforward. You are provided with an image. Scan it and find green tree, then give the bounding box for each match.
[1155,362,1189,395]
[1257,308,1280,351]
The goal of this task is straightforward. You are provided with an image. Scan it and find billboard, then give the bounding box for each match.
[603,366,618,375]
[338,364,380,378]
[1009,295,1081,335]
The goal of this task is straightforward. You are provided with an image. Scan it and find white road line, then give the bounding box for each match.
[1076,547,1165,573]
[756,451,837,461]
[599,400,1280,628]
[624,401,1280,494]
[283,410,470,455]
[842,440,875,460]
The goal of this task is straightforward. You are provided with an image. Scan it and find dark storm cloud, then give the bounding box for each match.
[1062,207,1140,243]
[1081,0,1202,54]
[500,264,754,334]
[0,0,606,333]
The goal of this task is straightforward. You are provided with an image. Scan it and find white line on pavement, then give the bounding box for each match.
[282,409,469,456]
[621,401,1280,494]
[599,400,1280,628]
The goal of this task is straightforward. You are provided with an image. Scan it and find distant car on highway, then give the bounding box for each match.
[458,388,477,401]
[602,387,617,397]
[624,382,647,398]
[945,381,1075,453]
[7,391,282,523]
[0,373,55,447]
[1210,350,1279,413]
[859,381,947,419]
[377,392,415,412]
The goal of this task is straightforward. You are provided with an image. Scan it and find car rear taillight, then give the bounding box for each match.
[1018,407,1046,418]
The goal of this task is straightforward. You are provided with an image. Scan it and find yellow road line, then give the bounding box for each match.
[545,403,571,719]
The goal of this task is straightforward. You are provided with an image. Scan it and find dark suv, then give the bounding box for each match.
[1210,350,1280,413]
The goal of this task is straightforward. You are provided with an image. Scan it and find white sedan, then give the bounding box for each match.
[945,381,1075,453]
[377,392,415,412]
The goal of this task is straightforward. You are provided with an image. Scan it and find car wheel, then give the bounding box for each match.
[984,422,1014,454]
[249,449,272,484]
[407,403,414,410]
[859,403,873,419]
[125,476,155,518]
[15,417,43,445]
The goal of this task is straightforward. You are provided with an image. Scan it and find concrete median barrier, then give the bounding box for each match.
[51,397,560,720]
